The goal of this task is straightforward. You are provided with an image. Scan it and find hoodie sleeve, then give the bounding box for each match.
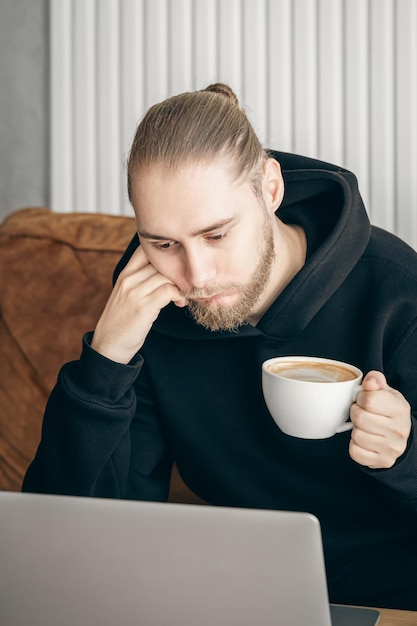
[22,333,172,500]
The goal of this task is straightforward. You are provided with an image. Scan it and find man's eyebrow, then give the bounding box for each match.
[138,216,236,241]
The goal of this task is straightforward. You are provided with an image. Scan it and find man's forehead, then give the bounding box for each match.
[132,161,254,237]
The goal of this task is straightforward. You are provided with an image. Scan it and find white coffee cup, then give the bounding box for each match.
[262,356,363,439]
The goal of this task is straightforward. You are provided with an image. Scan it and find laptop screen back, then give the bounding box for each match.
[0,492,335,626]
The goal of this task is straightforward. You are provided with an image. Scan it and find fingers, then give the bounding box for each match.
[118,245,187,308]
[349,412,408,469]
[360,370,386,391]
[349,371,412,469]
[356,372,408,421]
[115,245,156,278]
[91,245,187,363]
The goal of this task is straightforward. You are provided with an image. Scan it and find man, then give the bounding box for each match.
[23,84,417,609]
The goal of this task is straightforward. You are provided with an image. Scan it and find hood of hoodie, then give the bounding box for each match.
[114,151,371,340]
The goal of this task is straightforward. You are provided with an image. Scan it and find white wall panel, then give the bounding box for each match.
[395,0,417,245]
[169,0,193,94]
[72,0,97,213]
[292,0,319,156]
[144,0,169,109]
[369,0,396,230]
[343,0,370,212]
[241,0,268,140]
[217,0,243,94]
[50,0,73,213]
[97,0,122,215]
[267,0,293,150]
[318,0,343,164]
[120,0,146,210]
[192,0,217,85]
[50,0,417,248]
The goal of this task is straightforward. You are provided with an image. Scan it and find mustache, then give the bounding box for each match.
[182,284,240,300]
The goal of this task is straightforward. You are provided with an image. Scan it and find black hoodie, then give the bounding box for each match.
[24,152,417,609]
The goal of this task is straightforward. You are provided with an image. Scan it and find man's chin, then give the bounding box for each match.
[187,300,249,332]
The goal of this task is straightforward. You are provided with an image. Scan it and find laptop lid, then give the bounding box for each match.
[0,491,379,626]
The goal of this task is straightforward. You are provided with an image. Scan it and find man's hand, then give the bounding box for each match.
[349,371,412,469]
[91,246,187,364]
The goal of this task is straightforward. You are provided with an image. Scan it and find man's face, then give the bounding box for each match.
[132,160,279,331]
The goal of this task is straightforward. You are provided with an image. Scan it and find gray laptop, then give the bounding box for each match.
[0,491,379,626]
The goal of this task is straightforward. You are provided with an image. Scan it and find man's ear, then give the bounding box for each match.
[262,158,284,213]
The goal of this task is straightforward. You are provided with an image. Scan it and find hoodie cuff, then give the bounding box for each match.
[63,332,144,403]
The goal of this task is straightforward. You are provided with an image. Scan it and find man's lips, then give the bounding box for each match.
[195,294,222,302]
[192,290,236,304]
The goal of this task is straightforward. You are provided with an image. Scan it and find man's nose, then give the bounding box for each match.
[183,247,216,289]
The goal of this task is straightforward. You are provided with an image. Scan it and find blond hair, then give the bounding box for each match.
[127,83,267,202]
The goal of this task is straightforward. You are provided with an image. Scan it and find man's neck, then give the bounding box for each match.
[248,222,307,326]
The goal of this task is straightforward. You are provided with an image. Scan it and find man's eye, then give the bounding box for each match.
[153,241,175,250]
[206,231,227,242]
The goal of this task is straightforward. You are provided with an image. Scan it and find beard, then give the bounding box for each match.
[184,217,275,331]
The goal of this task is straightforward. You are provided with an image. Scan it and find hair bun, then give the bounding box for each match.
[203,83,239,107]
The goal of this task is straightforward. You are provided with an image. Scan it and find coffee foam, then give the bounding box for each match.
[267,361,357,383]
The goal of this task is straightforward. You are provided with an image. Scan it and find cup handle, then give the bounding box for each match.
[336,421,354,433]
[335,383,363,434]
